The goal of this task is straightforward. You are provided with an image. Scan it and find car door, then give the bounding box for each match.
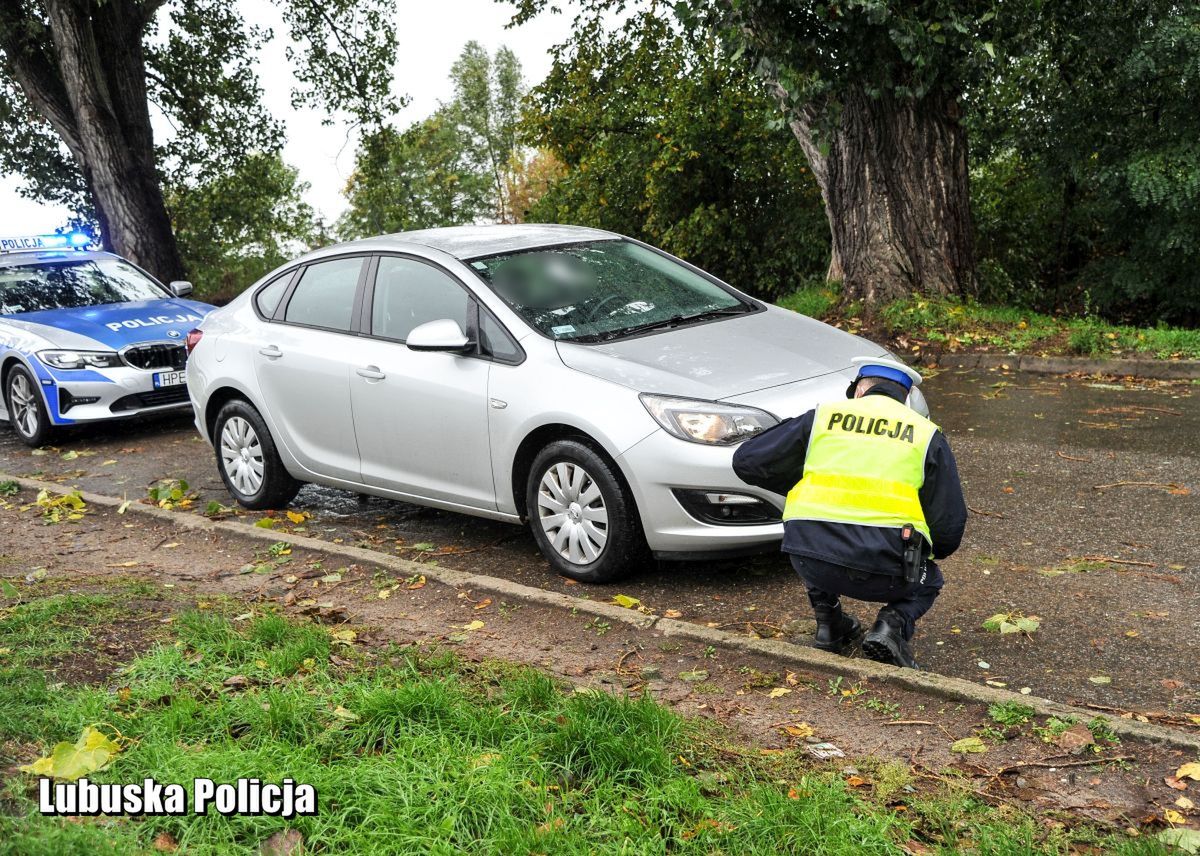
[253,255,368,483]
[350,254,496,508]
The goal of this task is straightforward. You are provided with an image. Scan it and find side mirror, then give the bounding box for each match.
[406,319,473,354]
[169,280,194,297]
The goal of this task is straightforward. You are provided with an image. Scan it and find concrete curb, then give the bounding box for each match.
[917,351,1200,380]
[9,472,1200,754]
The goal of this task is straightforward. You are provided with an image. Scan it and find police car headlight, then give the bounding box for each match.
[37,350,122,370]
[640,394,779,445]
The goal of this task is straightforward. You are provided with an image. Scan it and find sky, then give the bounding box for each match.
[0,0,576,235]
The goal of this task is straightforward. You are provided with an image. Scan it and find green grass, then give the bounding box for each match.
[777,284,1200,360]
[0,586,1170,854]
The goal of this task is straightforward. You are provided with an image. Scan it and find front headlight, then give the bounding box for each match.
[37,350,122,370]
[640,394,778,445]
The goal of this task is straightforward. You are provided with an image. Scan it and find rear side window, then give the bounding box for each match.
[284,257,363,332]
[254,274,290,319]
[370,256,470,341]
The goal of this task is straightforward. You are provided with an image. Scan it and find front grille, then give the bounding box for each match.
[122,343,187,371]
[109,387,190,412]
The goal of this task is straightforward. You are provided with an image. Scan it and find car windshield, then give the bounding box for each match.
[0,257,167,315]
[470,240,752,342]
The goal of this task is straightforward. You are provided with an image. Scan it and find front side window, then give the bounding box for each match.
[469,240,752,343]
[283,257,363,332]
[0,257,167,315]
[370,256,470,341]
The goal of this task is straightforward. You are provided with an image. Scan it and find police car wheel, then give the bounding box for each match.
[213,399,301,510]
[6,365,56,447]
[526,440,647,583]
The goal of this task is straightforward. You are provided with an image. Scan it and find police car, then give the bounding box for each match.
[0,233,214,446]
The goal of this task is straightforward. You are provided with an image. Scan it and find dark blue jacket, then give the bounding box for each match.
[732,388,967,575]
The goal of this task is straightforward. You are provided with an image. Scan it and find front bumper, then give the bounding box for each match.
[36,364,191,425]
[618,428,785,556]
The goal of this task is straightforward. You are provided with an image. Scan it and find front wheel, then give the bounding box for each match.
[6,365,56,447]
[526,440,647,583]
[213,399,302,510]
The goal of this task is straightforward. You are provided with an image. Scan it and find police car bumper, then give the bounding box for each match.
[41,366,191,425]
[618,429,785,558]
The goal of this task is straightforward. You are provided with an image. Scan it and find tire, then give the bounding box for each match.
[525,439,647,583]
[213,399,302,510]
[6,365,57,447]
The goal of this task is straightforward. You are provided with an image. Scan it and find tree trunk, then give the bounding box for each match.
[2,0,185,283]
[780,85,975,307]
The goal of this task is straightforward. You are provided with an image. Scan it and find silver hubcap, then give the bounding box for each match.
[537,462,608,565]
[220,416,264,496]
[9,373,39,438]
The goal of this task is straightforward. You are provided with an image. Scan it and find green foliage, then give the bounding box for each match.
[524,12,828,300]
[339,42,525,238]
[969,0,1200,323]
[0,589,1159,854]
[988,701,1036,727]
[169,153,325,301]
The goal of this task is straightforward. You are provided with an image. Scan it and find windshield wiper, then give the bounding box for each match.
[579,305,751,343]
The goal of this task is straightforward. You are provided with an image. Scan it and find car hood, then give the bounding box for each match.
[556,305,889,400]
[6,298,213,351]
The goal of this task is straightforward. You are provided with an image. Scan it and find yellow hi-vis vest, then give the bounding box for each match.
[783,394,939,544]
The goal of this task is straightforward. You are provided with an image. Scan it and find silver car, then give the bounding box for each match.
[186,225,921,581]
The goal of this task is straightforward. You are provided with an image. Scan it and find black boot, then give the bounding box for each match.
[862,608,919,669]
[810,600,862,655]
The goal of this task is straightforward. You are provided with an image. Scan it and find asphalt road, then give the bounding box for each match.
[2,367,1196,717]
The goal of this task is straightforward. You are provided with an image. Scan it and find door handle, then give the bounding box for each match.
[356,365,386,380]
[258,345,283,359]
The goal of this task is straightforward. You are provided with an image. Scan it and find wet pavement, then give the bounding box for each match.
[1,367,1196,718]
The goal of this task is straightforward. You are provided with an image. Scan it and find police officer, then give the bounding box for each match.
[732,357,967,669]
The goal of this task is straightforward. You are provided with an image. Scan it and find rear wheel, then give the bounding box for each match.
[6,365,56,447]
[213,399,302,510]
[526,439,647,583]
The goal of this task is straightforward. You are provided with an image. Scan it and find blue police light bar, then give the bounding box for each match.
[0,232,94,254]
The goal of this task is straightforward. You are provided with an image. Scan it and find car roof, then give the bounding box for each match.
[334,224,621,261]
[0,249,117,267]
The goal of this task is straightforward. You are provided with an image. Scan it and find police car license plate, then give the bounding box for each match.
[153,370,186,389]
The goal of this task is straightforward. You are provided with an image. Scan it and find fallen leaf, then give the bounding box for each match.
[1178,763,1200,781]
[1177,797,1195,810]
[1055,722,1095,752]
[612,594,641,609]
[474,598,492,610]
[377,589,392,600]
[782,722,813,738]
[259,828,304,856]
[678,669,709,683]
[1165,776,1188,791]
[1165,808,1187,825]
[767,687,792,699]
[463,620,485,631]
[1158,829,1200,854]
[320,573,343,583]
[116,500,131,514]
[285,511,308,525]
[223,675,250,689]
[19,725,122,780]
[950,737,988,754]
[663,609,682,619]
[331,706,359,721]
[1089,675,1113,685]
[846,775,869,788]
[330,629,357,645]
[153,831,179,852]
[406,575,427,590]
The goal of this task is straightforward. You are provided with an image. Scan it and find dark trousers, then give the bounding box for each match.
[791,555,943,640]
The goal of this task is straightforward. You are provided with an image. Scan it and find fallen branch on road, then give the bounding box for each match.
[1092,481,1185,492]
[997,755,1135,775]
[967,505,1007,519]
[1055,451,1092,462]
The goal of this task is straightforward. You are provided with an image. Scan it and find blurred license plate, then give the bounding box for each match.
[153,370,186,389]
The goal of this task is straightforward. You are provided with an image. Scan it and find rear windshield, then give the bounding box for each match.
[0,257,167,315]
